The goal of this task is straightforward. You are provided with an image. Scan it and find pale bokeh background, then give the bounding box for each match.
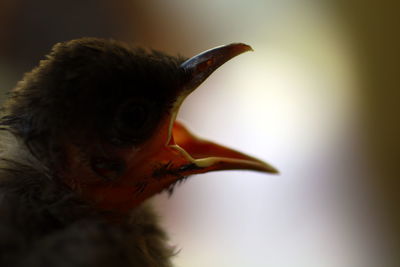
[0,1,398,266]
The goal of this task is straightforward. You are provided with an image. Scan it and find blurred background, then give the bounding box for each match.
[0,0,398,266]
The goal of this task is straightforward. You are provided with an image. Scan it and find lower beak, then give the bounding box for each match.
[170,120,278,175]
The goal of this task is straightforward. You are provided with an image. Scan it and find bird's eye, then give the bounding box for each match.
[113,99,158,144]
[118,103,147,129]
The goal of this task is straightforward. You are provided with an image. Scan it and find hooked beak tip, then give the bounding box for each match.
[231,43,254,53]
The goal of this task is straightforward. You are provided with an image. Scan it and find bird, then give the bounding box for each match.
[0,38,277,267]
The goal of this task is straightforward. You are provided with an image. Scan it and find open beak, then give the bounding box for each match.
[165,43,277,174]
[123,43,278,202]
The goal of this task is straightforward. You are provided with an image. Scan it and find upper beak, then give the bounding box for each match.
[180,43,254,92]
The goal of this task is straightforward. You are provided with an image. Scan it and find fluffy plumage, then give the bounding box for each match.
[0,38,182,267]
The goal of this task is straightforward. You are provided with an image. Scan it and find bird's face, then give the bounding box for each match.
[6,39,277,214]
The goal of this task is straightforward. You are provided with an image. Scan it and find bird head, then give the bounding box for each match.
[2,38,277,214]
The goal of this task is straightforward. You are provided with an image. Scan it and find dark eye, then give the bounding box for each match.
[113,99,158,144]
[118,103,147,129]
